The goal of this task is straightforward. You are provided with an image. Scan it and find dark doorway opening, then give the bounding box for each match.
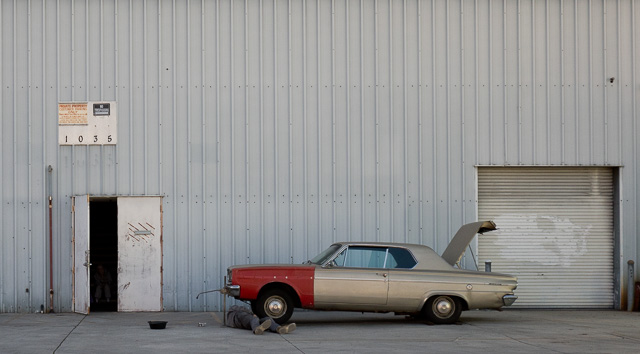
[90,198,118,312]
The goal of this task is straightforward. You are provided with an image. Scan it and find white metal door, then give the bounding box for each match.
[478,167,614,308]
[117,197,163,311]
[72,195,91,314]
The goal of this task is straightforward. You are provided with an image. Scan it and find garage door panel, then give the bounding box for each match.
[478,167,614,308]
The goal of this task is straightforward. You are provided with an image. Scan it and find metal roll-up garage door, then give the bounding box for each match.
[478,167,614,308]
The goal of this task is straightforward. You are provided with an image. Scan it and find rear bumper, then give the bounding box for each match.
[503,294,518,306]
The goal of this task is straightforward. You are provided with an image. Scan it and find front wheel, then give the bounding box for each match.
[254,289,294,325]
[423,295,462,324]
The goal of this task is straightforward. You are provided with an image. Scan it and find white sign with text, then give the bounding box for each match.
[58,101,117,145]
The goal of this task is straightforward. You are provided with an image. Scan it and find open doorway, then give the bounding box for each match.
[72,195,163,313]
[89,198,118,312]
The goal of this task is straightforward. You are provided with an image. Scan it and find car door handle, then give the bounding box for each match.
[376,272,388,277]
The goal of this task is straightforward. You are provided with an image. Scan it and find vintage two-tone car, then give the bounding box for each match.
[224,221,517,324]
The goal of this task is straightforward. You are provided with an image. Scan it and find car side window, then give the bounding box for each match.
[333,248,348,267]
[336,246,387,268]
[385,247,417,269]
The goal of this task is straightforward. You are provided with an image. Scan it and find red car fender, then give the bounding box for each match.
[232,266,315,308]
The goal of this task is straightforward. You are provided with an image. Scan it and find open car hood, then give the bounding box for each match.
[441,220,497,266]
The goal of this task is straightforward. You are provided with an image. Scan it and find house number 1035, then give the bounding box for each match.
[64,135,113,144]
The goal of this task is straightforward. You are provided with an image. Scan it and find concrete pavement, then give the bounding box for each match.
[1,309,639,353]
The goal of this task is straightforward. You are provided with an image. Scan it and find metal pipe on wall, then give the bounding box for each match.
[47,165,54,313]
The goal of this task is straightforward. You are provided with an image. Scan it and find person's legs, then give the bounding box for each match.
[260,318,296,334]
[104,284,111,301]
[227,309,271,335]
[261,318,280,332]
[252,317,271,335]
[95,285,102,302]
[276,323,296,334]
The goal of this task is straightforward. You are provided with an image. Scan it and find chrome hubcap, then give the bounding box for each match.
[436,300,451,314]
[265,297,285,317]
[432,296,454,318]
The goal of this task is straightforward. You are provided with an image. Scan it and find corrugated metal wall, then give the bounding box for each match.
[1,0,638,312]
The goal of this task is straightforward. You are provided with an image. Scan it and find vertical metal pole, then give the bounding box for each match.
[48,165,54,313]
[485,260,492,273]
[628,260,635,312]
[223,276,227,326]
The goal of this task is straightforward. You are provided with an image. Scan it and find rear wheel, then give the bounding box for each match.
[424,295,462,324]
[254,289,294,325]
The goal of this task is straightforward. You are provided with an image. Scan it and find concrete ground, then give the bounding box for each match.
[1,309,639,354]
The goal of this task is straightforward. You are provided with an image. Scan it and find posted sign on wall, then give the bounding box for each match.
[58,101,117,145]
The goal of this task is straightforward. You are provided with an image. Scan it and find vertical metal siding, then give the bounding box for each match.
[0,0,639,312]
[1,0,5,313]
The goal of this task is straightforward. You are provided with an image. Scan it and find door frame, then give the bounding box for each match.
[71,195,163,313]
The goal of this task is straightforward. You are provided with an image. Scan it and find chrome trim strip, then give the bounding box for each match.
[314,277,387,282]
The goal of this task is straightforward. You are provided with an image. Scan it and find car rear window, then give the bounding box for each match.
[385,247,417,269]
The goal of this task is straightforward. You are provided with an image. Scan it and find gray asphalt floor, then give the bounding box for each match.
[1,309,639,353]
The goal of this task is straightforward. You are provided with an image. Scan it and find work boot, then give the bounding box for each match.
[254,319,271,335]
[276,323,296,334]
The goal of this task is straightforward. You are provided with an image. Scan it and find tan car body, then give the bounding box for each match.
[314,244,516,313]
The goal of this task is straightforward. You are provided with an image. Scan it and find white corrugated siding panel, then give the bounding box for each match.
[478,167,614,308]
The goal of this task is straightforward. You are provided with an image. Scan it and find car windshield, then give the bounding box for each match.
[309,244,342,265]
